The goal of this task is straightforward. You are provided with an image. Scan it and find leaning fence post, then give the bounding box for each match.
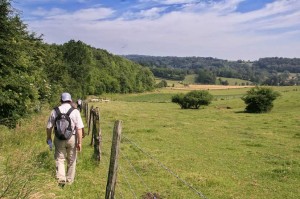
[105,120,122,199]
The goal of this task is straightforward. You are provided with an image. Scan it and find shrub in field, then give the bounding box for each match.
[155,80,168,88]
[171,93,186,108]
[172,90,213,109]
[242,87,280,113]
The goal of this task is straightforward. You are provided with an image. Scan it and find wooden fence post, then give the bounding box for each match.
[85,101,89,123]
[93,107,102,161]
[105,120,122,199]
[88,105,94,136]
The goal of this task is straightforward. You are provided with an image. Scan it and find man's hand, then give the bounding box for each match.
[46,138,52,144]
[77,128,83,152]
[47,139,53,151]
[77,143,82,152]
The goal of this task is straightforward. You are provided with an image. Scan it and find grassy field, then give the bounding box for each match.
[156,75,253,88]
[0,86,299,198]
[215,77,252,86]
[182,75,252,86]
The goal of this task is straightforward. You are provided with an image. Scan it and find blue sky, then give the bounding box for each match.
[13,0,300,60]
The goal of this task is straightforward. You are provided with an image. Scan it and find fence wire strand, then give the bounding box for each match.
[100,135,127,199]
[119,150,156,199]
[118,164,138,199]
[123,135,208,199]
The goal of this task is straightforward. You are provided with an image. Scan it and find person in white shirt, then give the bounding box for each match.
[46,92,84,185]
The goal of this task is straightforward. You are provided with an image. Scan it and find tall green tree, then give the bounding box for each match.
[62,40,92,98]
[41,44,71,105]
[196,69,216,84]
[0,0,45,127]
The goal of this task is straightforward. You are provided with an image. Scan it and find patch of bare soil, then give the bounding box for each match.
[142,192,161,199]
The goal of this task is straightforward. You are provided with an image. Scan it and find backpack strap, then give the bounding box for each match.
[54,107,74,116]
[66,107,75,135]
[54,107,61,117]
[66,107,75,116]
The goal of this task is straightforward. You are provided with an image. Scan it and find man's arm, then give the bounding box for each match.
[77,128,83,152]
[46,127,53,143]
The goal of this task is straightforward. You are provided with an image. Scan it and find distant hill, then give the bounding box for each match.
[124,55,300,85]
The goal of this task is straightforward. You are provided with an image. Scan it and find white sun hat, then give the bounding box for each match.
[61,92,72,102]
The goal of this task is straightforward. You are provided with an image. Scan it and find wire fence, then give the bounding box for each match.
[102,133,208,198]
[84,101,209,199]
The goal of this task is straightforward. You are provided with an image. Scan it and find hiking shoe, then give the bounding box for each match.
[58,179,66,187]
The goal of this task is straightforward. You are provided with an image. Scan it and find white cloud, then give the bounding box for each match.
[158,0,198,4]
[122,7,167,19]
[209,0,244,14]
[46,7,115,21]
[31,7,66,17]
[26,0,300,60]
[139,0,198,4]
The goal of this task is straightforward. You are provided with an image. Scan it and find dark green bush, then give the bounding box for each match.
[242,87,280,113]
[172,90,213,109]
[155,80,168,88]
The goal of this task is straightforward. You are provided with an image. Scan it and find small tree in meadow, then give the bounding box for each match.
[172,90,213,109]
[242,87,280,113]
[155,80,168,88]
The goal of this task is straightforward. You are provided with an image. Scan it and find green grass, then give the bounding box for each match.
[1,86,300,198]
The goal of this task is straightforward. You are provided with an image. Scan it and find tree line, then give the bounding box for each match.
[0,0,155,128]
[124,55,300,85]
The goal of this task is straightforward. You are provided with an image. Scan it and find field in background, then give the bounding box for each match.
[156,75,253,90]
[183,74,252,86]
[1,86,299,198]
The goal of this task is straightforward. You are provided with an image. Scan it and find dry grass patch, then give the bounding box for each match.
[170,84,254,90]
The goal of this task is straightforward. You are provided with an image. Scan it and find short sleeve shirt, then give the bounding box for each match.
[47,103,84,134]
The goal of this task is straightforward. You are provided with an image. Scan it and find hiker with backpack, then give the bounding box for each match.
[46,92,84,186]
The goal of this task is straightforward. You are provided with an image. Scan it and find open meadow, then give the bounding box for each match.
[0,86,299,198]
[156,75,253,88]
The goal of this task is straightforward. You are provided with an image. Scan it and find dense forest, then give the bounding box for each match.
[124,55,300,85]
[0,0,155,127]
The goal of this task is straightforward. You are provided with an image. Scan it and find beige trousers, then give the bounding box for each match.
[54,135,77,183]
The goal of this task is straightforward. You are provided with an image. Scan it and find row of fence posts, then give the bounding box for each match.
[83,101,122,199]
